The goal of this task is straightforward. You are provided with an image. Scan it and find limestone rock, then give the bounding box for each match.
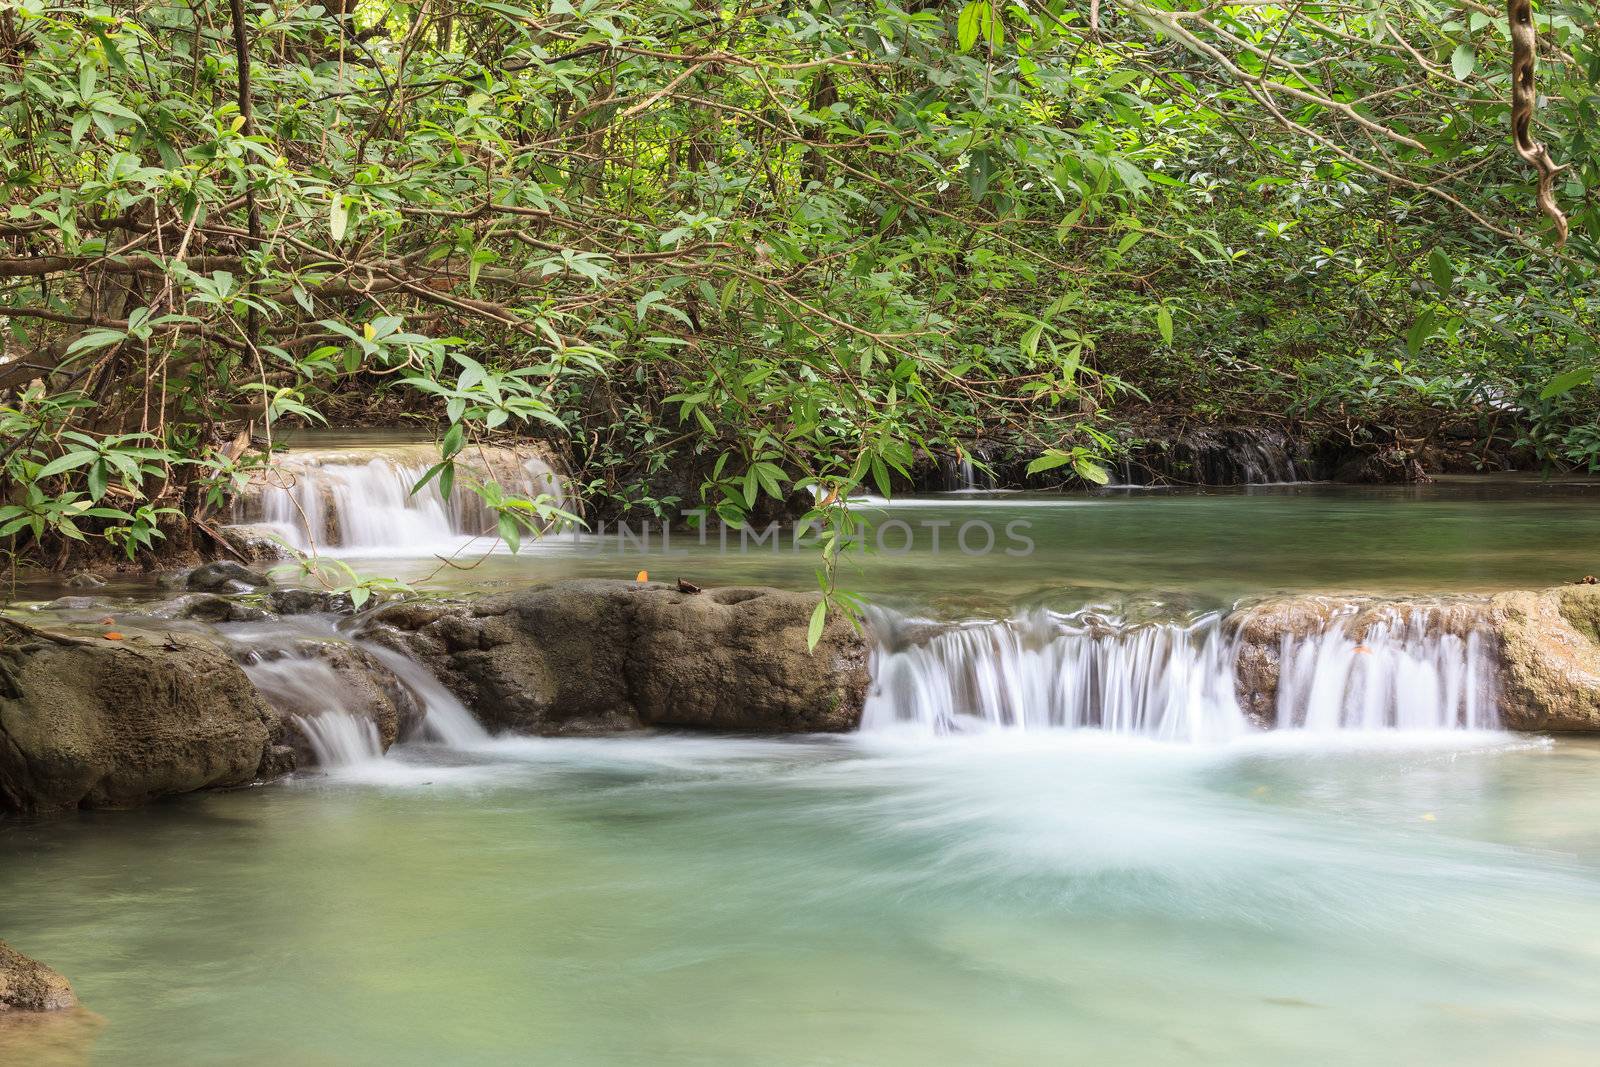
[148,592,272,624]
[1491,585,1600,731]
[0,621,274,812]
[185,561,271,593]
[0,941,75,1012]
[1227,594,1494,726]
[213,522,294,563]
[361,579,870,734]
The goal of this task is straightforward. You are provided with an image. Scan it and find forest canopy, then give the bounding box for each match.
[1,0,1597,580]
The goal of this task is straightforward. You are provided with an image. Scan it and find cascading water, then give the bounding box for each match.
[863,603,1500,739]
[233,442,566,554]
[1272,609,1497,731]
[364,643,490,747]
[292,711,385,766]
[225,615,488,770]
[863,610,1250,741]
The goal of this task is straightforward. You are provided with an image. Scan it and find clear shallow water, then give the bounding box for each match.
[5,733,1600,1065]
[7,477,1600,615]
[268,478,1600,618]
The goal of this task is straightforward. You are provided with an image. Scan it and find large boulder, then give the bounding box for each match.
[1491,585,1600,731]
[0,941,75,1012]
[360,579,870,734]
[0,619,275,813]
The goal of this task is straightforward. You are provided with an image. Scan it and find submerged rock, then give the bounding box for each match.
[38,596,109,612]
[361,579,870,734]
[0,941,75,1012]
[1492,586,1600,731]
[148,592,272,624]
[264,589,355,616]
[185,561,271,593]
[0,619,275,813]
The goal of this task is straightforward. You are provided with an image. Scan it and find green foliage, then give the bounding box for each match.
[1,0,1598,582]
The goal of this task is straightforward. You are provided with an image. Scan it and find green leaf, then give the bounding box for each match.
[1156,305,1174,345]
[1406,311,1436,357]
[87,459,107,501]
[1427,249,1454,295]
[441,421,464,458]
[806,599,828,652]
[1025,451,1072,476]
[1073,458,1111,485]
[957,2,983,52]
[498,513,522,553]
[1451,45,1476,80]
[37,450,97,478]
[1540,367,1595,399]
[968,148,991,201]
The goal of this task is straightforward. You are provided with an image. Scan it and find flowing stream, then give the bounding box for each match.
[5,465,1600,1063]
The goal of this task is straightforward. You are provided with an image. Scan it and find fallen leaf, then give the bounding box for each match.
[103,632,124,641]
[1421,812,1437,822]
[1352,645,1372,655]
[636,570,648,583]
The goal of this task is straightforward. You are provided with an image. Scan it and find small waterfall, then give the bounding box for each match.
[234,442,566,553]
[364,644,490,747]
[938,449,994,492]
[864,610,1250,741]
[291,712,384,766]
[1119,428,1315,487]
[226,615,492,766]
[1273,613,1497,731]
[863,604,1500,740]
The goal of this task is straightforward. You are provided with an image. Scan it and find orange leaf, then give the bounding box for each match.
[636,570,649,583]
[103,632,124,641]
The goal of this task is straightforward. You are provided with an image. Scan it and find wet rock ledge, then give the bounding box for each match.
[6,577,1600,816]
[1229,584,1600,731]
[0,579,869,814]
[357,579,871,736]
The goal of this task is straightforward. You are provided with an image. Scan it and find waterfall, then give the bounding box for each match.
[1273,613,1497,731]
[939,450,994,492]
[364,643,490,747]
[291,711,385,766]
[863,604,1499,740]
[864,610,1249,741]
[1117,428,1315,487]
[234,442,566,554]
[225,613,493,766]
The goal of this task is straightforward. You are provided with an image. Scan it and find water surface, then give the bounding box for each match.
[4,733,1599,1065]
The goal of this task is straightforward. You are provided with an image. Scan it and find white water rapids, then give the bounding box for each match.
[863,606,1499,738]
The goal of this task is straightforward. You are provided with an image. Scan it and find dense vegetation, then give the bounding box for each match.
[2,1,1597,611]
